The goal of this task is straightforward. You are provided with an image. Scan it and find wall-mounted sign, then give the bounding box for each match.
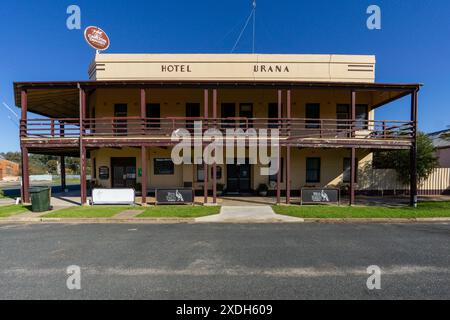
[99,166,109,180]
[301,188,340,205]
[156,189,194,205]
[84,26,110,51]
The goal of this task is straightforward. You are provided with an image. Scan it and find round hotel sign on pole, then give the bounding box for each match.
[84,26,110,51]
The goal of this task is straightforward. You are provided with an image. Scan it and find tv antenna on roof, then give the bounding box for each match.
[231,0,257,53]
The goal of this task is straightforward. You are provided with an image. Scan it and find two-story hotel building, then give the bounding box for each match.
[14,54,420,206]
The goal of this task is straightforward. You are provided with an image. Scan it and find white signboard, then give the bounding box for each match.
[92,188,135,205]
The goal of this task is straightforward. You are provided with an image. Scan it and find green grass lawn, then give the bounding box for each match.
[273,201,450,219]
[0,205,30,218]
[137,205,221,218]
[42,206,136,218]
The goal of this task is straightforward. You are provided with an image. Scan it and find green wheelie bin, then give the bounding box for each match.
[29,187,51,212]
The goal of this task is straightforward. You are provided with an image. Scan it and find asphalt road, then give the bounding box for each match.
[0,223,449,300]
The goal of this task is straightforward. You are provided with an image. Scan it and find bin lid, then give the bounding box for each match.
[29,187,50,193]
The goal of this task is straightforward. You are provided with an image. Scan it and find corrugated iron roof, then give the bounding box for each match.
[428,129,450,148]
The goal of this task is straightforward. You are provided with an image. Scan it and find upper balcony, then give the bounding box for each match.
[14,80,420,152]
[20,116,414,150]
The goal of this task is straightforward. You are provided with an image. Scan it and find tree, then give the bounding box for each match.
[46,159,59,174]
[1,152,83,175]
[0,152,21,164]
[442,128,450,140]
[65,157,80,174]
[373,132,438,185]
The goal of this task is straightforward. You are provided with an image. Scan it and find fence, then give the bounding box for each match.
[359,168,450,196]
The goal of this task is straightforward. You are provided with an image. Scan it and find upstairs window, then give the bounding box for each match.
[305,103,320,129]
[336,104,368,130]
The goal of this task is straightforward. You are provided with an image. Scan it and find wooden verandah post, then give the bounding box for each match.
[20,89,30,204]
[410,89,419,207]
[140,88,148,205]
[212,89,217,204]
[286,89,291,205]
[60,156,66,192]
[276,89,282,204]
[203,89,209,204]
[349,90,357,206]
[79,85,87,205]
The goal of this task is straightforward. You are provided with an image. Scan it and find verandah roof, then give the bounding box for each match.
[13,80,422,119]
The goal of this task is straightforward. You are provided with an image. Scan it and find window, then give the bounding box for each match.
[269,158,284,183]
[197,164,205,182]
[306,158,321,183]
[336,104,368,130]
[305,103,320,129]
[198,164,222,182]
[343,158,358,183]
[268,103,279,128]
[355,105,368,129]
[146,103,161,128]
[153,158,174,175]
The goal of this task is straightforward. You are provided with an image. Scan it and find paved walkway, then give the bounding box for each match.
[112,210,144,219]
[196,205,304,223]
[0,198,15,206]
[3,210,50,222]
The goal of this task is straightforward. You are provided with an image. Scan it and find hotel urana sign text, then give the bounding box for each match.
[161,64,290,73]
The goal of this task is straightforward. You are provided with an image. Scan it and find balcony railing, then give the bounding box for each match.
[21,117,414,142]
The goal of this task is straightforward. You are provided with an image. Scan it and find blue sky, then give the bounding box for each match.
[0,0,449,152]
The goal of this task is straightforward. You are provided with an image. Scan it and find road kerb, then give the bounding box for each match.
[1,217,450,224]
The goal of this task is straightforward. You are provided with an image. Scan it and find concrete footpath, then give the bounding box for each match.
[196,206,304,223]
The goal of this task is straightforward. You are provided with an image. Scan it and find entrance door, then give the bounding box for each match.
[111,158,137,188]
[227,162,251,194]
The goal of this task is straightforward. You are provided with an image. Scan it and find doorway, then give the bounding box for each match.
[221,103,235,128]
[111,157,137,188]
[186,103,201,130]
[114,104,128,135]
[227,161,252,194]
[239,103,253,128]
